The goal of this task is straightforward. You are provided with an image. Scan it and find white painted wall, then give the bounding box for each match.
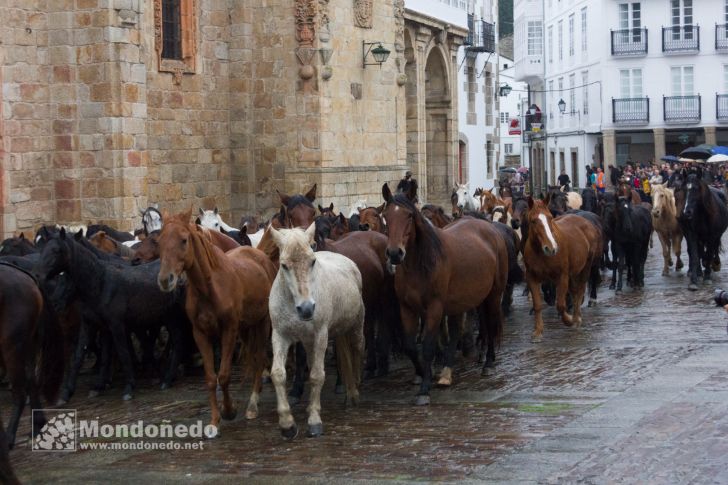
[405,0,469,29]
[499,56,527,167]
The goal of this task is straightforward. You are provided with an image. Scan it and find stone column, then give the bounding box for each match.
[653,128,666,162]
[414,26,431,201]
[603,129,617,169]
[705,126,717,146]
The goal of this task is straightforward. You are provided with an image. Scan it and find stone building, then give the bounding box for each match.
[1,0,468,238]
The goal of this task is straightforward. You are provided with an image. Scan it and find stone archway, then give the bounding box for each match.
[424,47,451,205]
[404,29,420,188]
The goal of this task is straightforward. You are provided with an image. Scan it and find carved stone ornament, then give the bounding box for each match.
[354,0,373,29]
[394,0,405,52]
[318,0,331,42]
[296,0,317,47]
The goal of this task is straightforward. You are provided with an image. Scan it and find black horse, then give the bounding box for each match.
[33,228,187,400]
[611,196,653,291]
[675,172,728,290]
[0,233,36,256]
[580,187,599,214]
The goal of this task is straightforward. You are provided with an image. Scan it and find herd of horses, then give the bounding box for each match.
[0,166,725,456]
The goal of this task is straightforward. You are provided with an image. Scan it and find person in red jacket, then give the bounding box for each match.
[596,167,606,194]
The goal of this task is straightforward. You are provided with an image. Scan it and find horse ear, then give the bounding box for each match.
[59,227,67,240]
[139,209,146,217]
[328,202,334,212]
[198,207,205,216]
[376,203,385,214]
[382,183,393,203]
[544,191,552,206]
[161,209,169,221]
[527,196,535,209]
[276,189,291,207]
[305,221,317,243]
[240,225,248,236]
[214,207,219,215]
[318,205,324,213]
[18,232,25,240]
[195,217,201,225]
[269,224,285,248]
[305,184,317,202]
[338,212,347,225]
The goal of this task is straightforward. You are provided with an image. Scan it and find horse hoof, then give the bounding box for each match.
[335,384,345,395]
[413,395,430,406]
[688,283,699,291]
[588,298,597,307]
[245,409,258,420]
[609,284,616,290]
[88,390,100,398]
[531,333,543,343]
[281,424,298,441]
[160,382,170,391]
[481,366,495,377]
[306,423,324,438]
[412,375,423,385]
[437,376,452,387]
[346,394,360,408]
[615,288,622,293]
[662,270,669,276]
[221,408,238,421]
[676,261,684,270]
[56,398,67,406]
[122,392,133,401]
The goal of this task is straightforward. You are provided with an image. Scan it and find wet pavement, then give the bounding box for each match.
[7,237,728,483]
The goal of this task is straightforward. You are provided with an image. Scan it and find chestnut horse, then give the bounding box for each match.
[157,210,275,429]
[421,204,453,228]
[523,198,603,341]
[88,231,136,259]
[358,205,386,232]
[382,183,508,405]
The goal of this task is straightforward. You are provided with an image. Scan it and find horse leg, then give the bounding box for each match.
[588,262,600,307]
[217,321,238,421]
[304,330,328,438]
[609,247,617,290]
[480,292,504,375]
[527,274,545,341]
[572,277,588,327]
[375,311,393,377]
[270,330,297,439]
[108,322,135,401]
[658,231,671,276]
[90,329,113,397]
[60,320,89,404]
[414,303,444,406]
[616,249,625,292]
[363,314,376,380]
[437,314,462,387]
[161,320,182,390]
[687,235,700,290]
[288,342,307,405]
[5,357,27,449]
[400,306,424,385]
[191,326,221,430]
[556,274,574,326]
[674,232,684,270]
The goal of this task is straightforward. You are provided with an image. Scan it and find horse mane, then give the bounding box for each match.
[286,194,314,211]
[390,194,443,275]
[190,224,219,279]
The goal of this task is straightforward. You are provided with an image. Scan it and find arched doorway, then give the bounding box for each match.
[424,47,451,205]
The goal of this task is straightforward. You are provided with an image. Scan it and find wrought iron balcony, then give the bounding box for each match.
[465,14,495,53]
[717,94,728,122]
[612,97,649,125]
[717,24,728,52]
[662,25,700,53]
[610,28,648,56]
[663,95,701,123]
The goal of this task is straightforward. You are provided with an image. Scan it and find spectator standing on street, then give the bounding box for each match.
[596,167,606,194]
[558,169,571,191]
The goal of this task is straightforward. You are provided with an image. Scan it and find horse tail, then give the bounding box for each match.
[37,289,65,404]
[239,317,271,383]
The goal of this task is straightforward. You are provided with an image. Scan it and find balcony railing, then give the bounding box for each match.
[610,28,648,56]
[612,97,649,125]
[465,14,495,53]
[662,25,700,52]
[717,24,728,52]
[663,95,701,123]
[717,94,728,122]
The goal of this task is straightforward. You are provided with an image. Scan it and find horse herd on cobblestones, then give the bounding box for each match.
[0,166,726,458]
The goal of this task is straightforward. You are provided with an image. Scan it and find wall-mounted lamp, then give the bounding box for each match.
[362,41,391,68]
[498,83,512,97]
[558,98,567,114]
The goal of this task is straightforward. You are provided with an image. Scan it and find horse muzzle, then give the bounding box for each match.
[386,247,405,266]
[542,246,558,257]
[296,300,316,321]
[157,273,178,292]
[359,223,370,231]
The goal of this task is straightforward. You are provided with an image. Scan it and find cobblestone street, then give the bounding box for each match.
[8,238,728,484]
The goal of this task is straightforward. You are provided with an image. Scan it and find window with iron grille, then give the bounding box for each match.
[569,14,575,57]
[581,7,587,53]
[162,0,182,60]
[582,70,589,114]
[155,0,197,81]
[558,20,563,60]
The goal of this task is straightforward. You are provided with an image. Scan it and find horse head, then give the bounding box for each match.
[526,197,559,256]
[197,208,222,231]
[616,196,634,234]
[131,230,160,265]
[141,205,163,235]
[33,228,72,283]
[650,183,674,219]
[510,196,529,230]
[277,184,317,228]
[358,204,385,232]
[546,190,568,216]
[318,203,335,218]
[0,233,36,257]
[157,209,197,292]
[269,223,318,321]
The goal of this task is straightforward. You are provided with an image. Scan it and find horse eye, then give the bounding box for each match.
[311,259,316,267]
[281,263,289,271]
[181,238,187,244]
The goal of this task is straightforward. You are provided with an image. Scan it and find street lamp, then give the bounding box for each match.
[498,83,512,97]
[362,42,391,68]
[558,98,566,114]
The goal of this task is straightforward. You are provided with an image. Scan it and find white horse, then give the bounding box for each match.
[562,187,583,210]
[268,223,365,439]
[651,183,683,275]
[198,207,236,232]
[454,184,481,213]
[140,204,163,234]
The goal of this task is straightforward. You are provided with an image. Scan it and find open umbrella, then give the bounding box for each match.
[712,146,728,156]
[660,155,680,163]
[707,154,728,163]
[517,166,529,173]
[499,167,517,173]
[680,144,715,160]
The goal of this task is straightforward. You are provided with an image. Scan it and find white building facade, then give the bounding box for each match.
[499,56,528,168]
[515,0,728,195]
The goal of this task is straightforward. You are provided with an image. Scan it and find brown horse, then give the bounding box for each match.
[131,224,239,265]
[523,198,603,341]
[381,183,508,405]
[278,184,317,228]
[617,179,642,205]
[157,210,275,429]
[88,231,136,259]
[421,204,453,228]
[0,263,64,447]
[358,205,386,232]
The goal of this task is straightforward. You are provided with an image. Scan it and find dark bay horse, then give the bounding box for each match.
[675,172,728,290]
[580,187,599,214]
[611,196,653,291]
[0,233,36,256]
[0,263,64,447]
[278,184,317,228]
[157,211,276,429]
[382,183,508,405]
[421,204,453,228]
[523,198,603,341]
